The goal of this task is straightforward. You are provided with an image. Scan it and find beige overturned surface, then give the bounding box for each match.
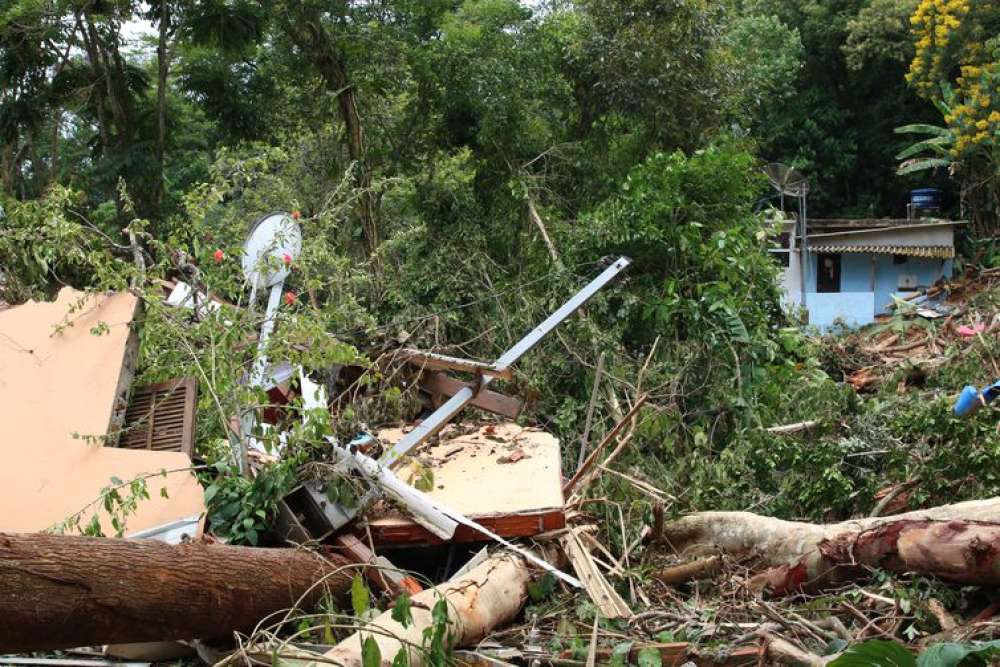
[378,422,564,516]
[0,288,204,534]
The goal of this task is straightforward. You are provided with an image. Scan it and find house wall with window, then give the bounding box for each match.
[788,221,963,330]
[802,253,952,329]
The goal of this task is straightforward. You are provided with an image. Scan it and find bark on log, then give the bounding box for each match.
[0,532,352,651]
[661,498,1000,595]
[662,498,1000,563]
[754,519,1000,594]
[317,552,531,667]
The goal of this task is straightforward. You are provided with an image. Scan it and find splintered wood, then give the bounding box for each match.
[366,423,565,545]
[560,527,633,619]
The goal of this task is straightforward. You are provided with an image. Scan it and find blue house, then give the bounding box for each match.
[773,219,965,329]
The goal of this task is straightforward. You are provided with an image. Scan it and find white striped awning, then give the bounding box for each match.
[809,244,954,259]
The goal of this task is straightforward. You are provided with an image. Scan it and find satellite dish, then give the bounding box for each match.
[241,212,302,290]
[764,163,810,197]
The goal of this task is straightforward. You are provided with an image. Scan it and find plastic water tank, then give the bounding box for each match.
[910,188,943,210]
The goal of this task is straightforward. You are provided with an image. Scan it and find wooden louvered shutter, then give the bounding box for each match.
[119,377,197,457]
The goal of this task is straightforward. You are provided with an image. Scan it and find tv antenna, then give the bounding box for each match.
[764,162,810,210]
[234,212,302,472]
[763,163,810,303]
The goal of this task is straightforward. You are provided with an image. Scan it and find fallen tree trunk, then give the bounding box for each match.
[0,532,352,651]
[319,552,531,667]
[754,519,1000,594]
[661,498,1000,594]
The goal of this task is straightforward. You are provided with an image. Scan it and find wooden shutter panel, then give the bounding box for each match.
[119,378,197,457]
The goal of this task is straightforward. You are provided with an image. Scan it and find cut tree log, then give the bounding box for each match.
[754,519,1000,594]
[315,552,531,667]
[660,498,1000,595]
[0,532,353,651]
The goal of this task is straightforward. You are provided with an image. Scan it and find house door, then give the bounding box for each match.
[816,253,841,293]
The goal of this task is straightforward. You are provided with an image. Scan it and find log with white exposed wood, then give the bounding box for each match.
[661,498,1000,594]
[315,552,532,667]
[0,532,353,651]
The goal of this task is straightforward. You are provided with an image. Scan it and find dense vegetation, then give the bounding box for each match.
[3,0,1000,546]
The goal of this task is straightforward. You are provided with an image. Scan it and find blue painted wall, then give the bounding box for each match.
[803,252,952,319]
[807,292,875,329]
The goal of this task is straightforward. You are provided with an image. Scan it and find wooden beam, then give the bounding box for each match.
[402,349,513,380]
[367,509,565,548]
[419,372,522,420]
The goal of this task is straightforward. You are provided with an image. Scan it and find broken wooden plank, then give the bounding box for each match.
[402,348,513,380]
[560,527,632,619]
[367,509,565,547]
[420,371,522,420]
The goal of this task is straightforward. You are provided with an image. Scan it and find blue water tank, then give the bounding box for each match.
[911,187,943,210]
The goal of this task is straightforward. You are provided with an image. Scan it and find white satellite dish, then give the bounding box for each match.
[241,212,302,290]
[234,211,302,474]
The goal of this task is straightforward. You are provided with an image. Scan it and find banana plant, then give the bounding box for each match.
[894,82,957,175]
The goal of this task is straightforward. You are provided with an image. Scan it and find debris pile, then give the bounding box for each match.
[821,266,1000,393]
[5,215,1000,667]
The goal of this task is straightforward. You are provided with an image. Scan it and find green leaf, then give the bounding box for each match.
[896,136,952,160]
[609,642,633,667]
[637,646,663,667]
[527,573,556,602]
[351,575,370,618]
[895,124,951,137]
[829,640,915,667]
[204,484,220,503]
[392,648,410,667]
[391,593,413,628]
[897,158,952,175]
[361,636,381,667]
[917,640,1000,667]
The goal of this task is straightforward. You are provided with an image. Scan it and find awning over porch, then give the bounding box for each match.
[808,244,955,259]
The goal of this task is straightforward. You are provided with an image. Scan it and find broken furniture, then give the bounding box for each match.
[274,257,630,553]
[366,423,565,547]
[0,288,205,534]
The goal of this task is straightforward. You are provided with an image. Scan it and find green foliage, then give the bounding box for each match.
[918,640,1000,667]
[203,461,296,545]
[574,141,781,344]
[832,639,1000,667]
[830,640,914,666]
[351,575,371,618]
[391,593,413,629]
[361,636,381,667]
[0,186,132,302]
